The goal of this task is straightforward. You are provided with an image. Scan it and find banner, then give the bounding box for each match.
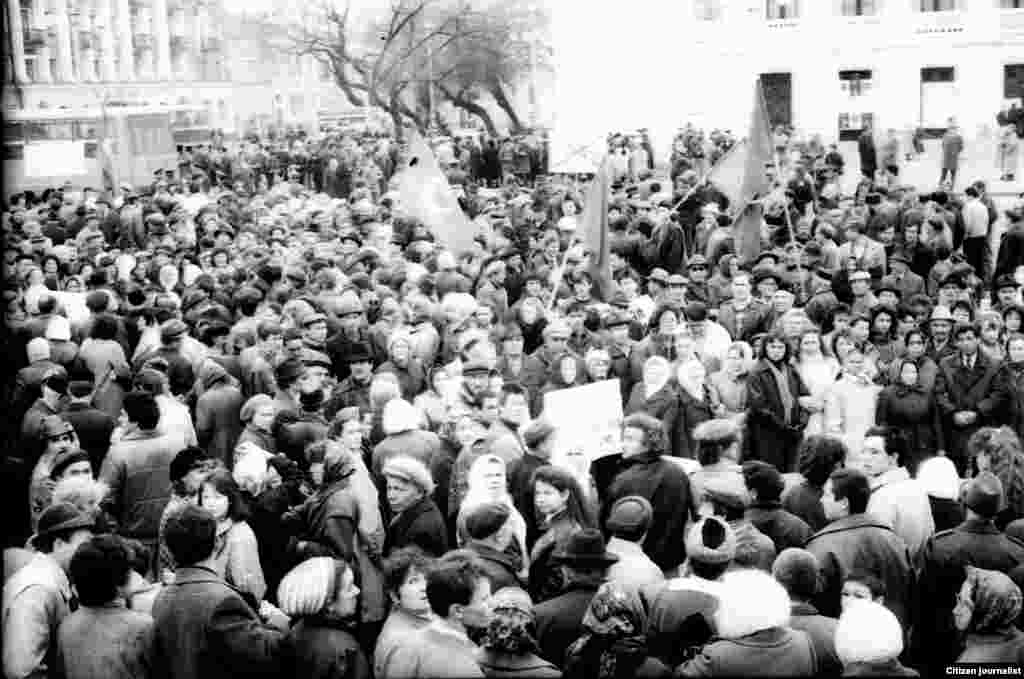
[543,378,623,461]
[578,158,613,301]
[735,80,776,264]
[395,131,480,256]
[24,142,87,178]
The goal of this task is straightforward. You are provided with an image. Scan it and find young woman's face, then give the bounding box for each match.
[534,480,569,516]
[1007,312,1022,333]
[765,339,786,362]
[800,333,821,357]
[834,335,854,361]
[559,356,577,384]
[43,259,58,274]
[844,351,866,376]
[841,581,877,612]
[981,324,1001,344]
[905,333,926,360]
[899,362,919,387]
[200,484,230,521]
[397,567,431,614]
[953,308,971,325]
[481,462,506,496]
[342,421,363,450]
[873,313,893,337]
[1009,339,1024,363]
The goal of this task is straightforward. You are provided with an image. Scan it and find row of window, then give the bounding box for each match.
[695,0,1024,21]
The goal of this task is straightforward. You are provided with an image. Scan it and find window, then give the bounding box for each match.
[922,66,955,82]
[841,0,878,14]
[1006,64,1024,99]
[4,122,25,143]
[1003,0,1024,8]
[767,0,799,18]
[840,69,873,96]
[695,0,722,20]
[918,0,955,10]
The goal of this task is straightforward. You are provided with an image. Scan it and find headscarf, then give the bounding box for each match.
[564,583,650,679]
[643,356,671,399]
[955,566,1023,634]
[479,587,539,655]
[676,358,707,403]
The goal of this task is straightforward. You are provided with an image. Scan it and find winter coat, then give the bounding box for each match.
[641,578,721,668]
[788,602,841,678]
[824,375,881,458]
[605,451,692,572]
[150,565,287,679]
[1005,363,1024,445]
[195,375,244,468]
[843,659,919,677]
[867,467,935,560]
[782,480,828,532]
[286,617,371,679]
[60,401,116,471]
[466,541,522,592]
[100,427,178,541]
[913,517,1024,673]
[678,626,817,677]
[675,387,716,460]
[55,604,153,679]
[534,585,599,668]
[934,351,1008,468]
[746,360,809,473]
[374,607,432,679]
[528,510,582,603]
[3,552,74,679]
[746,502,813,555]
[384,494,448,557]
[625,383,680,458]
[371,429,442,481]
[508,452,548,548]
[957,628,1024,664]
[476,649,562,679]
[804,514,913,624]
[384,619,484,679]
[210,520,266,602]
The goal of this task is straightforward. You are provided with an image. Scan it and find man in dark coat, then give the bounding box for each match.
[912,472,1024,675]
[858,124,877,180]
[934,322,1009,476]
[463,502,521,592]
[604,413,692,573]
[60,381,115,471]
[534,530,617,668]
[743,461,813,554]
[381,456,448,557]
[804,468,913,626]
[151,505,290,679]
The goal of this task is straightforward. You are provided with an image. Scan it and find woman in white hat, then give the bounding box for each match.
[277,557,369,679]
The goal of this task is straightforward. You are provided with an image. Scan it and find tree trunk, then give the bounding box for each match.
[437,84,498,137]
[487,79,523,134]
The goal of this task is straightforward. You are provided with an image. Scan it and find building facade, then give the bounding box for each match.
[673,0,1024,140]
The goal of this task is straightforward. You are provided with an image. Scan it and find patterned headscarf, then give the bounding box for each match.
[955,566,1023,634]
[565,583,649,679]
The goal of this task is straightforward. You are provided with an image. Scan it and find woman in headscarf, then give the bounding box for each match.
[709,341,753,422]
[277,557,371,679]
[955,566,1024,664]
[625,356,680,455]
[457,454,529,577]
[876,358,944,476]
[793,328,839,437]
[564,582,670,679]
[886,329,939,392]
[746,331,810,473]
[674,359,718,460]
[476,587,562,678]
[969,427,1024,529]
[540,352,585,401]
[916,456,965,532]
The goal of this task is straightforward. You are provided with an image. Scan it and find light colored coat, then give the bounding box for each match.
[606,537,665,590]
[867,467,935,561]
[3,553,73,679]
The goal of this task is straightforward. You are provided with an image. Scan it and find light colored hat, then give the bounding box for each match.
[277,557,338,617]
[835,599,904,665]
[930,306,955,323]
[686,516,736,565]
[26,337,51,363]
[916,455,961,500]
[382,455,435,495]
[45,316,71,342]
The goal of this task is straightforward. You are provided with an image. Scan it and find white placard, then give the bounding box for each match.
[542,378,624,461]
[24,141,87,178]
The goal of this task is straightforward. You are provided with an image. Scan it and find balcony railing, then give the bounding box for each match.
[912,8,965,36]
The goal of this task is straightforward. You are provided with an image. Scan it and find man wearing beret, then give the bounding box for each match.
[913,472,1024,673]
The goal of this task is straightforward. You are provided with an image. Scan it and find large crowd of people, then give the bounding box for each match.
[4,116,1024,679]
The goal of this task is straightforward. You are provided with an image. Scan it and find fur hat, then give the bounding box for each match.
[835,600,904,665]
[382,399,423,436]
[966,471,1004,518]
[382,455,435,495]
[714,569,791,640]
[916,456,962,501]
[686,516,736,565]
[277,557,339,617]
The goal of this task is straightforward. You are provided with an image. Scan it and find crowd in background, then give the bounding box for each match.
[4,116,1024,679]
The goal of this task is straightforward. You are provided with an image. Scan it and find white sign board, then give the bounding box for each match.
[24,141,87,178]
[543,379,624,461]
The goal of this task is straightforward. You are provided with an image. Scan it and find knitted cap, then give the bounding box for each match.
[277,557,338,617]
[686,516,737,565]
[382,455,435,495]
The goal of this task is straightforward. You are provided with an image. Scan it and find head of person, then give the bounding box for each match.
[478,587,540,657]
[742,460,785,506]
[122,391,160,432]
[465,501,514,552]
[465,454,509,505]
[32,502,98,570]
[835,599,904,667]
[605,495,653,545]
[762,331,790,364]
[963,471,1005,522]
[240,394,277,433]
[497,383,529,427]
[68,534,134,607]
[954,322,980,357]
[383,546,434,616]
[49,448,92,483]
[383,455,435,514]
[425,550,492,630]
[713,568,791,640]
[772,548,821,604]
[38,415,79,460]
[841,571,887,612]
[199,468,249,524]
[823,468,870,521]
[859,426,908,479]
[276,557,360,622]
[621,412,667,459]
[953,566,1023,634]
[531,464,593,526]
[522,417,556,459]
[169,446,210,502]
[684,516,736,581]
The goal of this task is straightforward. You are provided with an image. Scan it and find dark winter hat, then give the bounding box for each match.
[465,502,511,541]
[34,502,97,540]
[553,528,619,566]
[170,446,208,484]
[49,449,90,480]
[160,319,188,343]
[966,471,1004,518]
[522,417,556,449]
[345,344,374,365]
[606,496,653,535]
